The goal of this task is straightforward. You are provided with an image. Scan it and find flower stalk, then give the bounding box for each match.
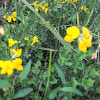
[44,50,52,100]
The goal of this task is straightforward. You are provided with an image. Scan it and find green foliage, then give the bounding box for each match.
[56,64,67,85]
[0,80,11,89]
[13,88,33,99]
[60,87,83,96]
[0,0,99,100]
[20,60,31,80]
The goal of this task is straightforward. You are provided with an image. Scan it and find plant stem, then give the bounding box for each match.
[15,0,19,42]
[44,50,52,100]
[85,9,94,27]
[71,2,79,27]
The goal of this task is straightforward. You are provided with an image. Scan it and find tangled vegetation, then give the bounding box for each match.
[0,0,100,99]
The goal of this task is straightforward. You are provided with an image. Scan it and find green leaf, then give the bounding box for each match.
[20,43,25,47]
[65,62,72,66]
[96,86,100,93]
[56,64,66,85]
[60,87,83,96]
[50,78,58,84]
[13,88,33,99]
[77,54,87,61]
[49,87,61,99]
[20,60,31,80]
[0,80,11,89]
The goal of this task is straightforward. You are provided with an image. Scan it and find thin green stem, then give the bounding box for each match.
[85,9,94,27]
[44,50,52,100]
[15,0,19,42]
[71,2,79,27]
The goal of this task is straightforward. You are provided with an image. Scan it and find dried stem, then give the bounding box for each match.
[71,2,79,26]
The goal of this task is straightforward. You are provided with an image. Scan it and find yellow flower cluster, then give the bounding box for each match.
[0,58,23,75]
[0,32,23,76]
[8,38,18,47]
[71,0,78,3]
[24,36,39,46]
[56,0,67,5]
[10,48,22,58]
[33,1,49,15]
[33,0,78,15]
[31,36,39,46]
[81,6,90,14]
[79,26,92,53]
[56,0,78,5]
[8,38,22,58]
[3,12,16,23]
[64,26,92,53]
[64,26,80,42]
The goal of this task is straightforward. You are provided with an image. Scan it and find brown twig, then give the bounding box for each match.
[39,47,59,51]
[36,81,43,100]
[71,2,79,26]
[2,1,7,26]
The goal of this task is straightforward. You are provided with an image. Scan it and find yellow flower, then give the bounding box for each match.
[64,26,80,42]
[84,8,88,12]
[6,12,8,14]
[11,12,16,21]
[13,12,16,16]
[1,68,7,75]
[45,8,48,15]
[81,6,90,14]
[81,6,85,10]
[11,13,16,18]
[5,61,14,69]
[7,16,12,23]
[34,36,39,42]
[0,58,23,75]
[7,69,13,75]
[82,26,90,39]
[72,0,78,3]
[78,26,92,53]
[0,61,14,75]
[47,21,50,24]
[24,37,29,40]
[66,26,80,39]
[44,3,49,7]
[11,48,22,58]
[78,36,92,53]
[79,41,87,53]
[41,6,45,10]
[3,15,6,19]
[86,34,92,47]
[33,1,39,7]
[8,38,18,47]
[31,40,35,46]
[31,36,39,46]
[63,14,65,18]
[64,35,73,42]
[83,39,92,47]
[13,58,23,71]
[13,17,16,21]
